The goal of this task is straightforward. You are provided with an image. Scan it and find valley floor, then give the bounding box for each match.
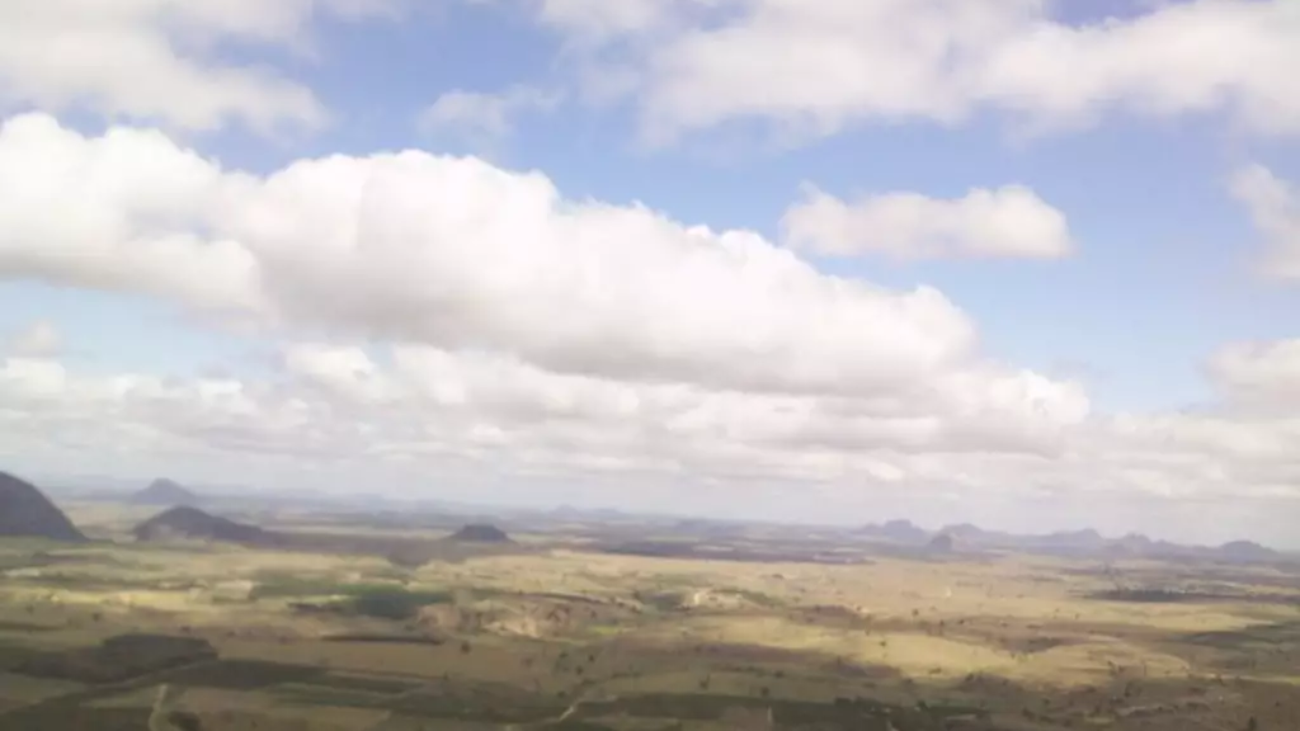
[1,508,1297,730]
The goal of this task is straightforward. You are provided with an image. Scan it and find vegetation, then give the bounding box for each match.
[0,499,1296,730]
[249,575,454,619]
[15,635,217,684]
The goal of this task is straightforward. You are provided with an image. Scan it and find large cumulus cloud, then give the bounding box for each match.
[0,115,1093,484]
[0,113,1297,546]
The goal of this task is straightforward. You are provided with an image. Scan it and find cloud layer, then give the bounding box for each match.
[0,113,1297,544]
[0,0,397,132]
[0,1,1297,546]
[781,184,1073,260]
[0,114,1091,478]
[419,86,562,144]
[4,1,1298,143]
[3,329,1299,541]
[1,112,1000,398]
[1230,163,1300,281]
[6,320,61,358]
[533,0,1300,143]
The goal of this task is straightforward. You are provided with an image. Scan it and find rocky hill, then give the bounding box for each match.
[0,471,85,542]
[859,519,928,544]
[855,516,1289,564]
[927,533,955,554]
[130,478,200,506]
[448,523,511,543]
[133,506,269,545]
[1218,540,1277,562]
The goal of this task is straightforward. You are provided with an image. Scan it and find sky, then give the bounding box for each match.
[0,0,1299,547]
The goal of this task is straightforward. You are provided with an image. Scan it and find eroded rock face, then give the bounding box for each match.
[0,471,85,542]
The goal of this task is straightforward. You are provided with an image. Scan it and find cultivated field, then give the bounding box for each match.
[0,504,1296,730]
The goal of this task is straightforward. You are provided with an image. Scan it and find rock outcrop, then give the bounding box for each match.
[0,471,85,542]
[130,478,200,507]
[133,506,268,545]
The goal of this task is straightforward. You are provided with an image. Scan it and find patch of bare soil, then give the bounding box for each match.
[418,593,639,638]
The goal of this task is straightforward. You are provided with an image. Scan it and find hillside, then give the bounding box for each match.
[0,471,86,542]
[927,533,955,554]
[132,506,269,544]
[1219,540,1278,562]
[859,518,1289,563]
[859,519,928,544]
[448,523,512,543]
[130,478,200,506]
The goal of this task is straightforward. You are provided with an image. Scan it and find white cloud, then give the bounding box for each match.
[1206,339,1300,414]
[533,0,684,43]
[0,0,397,133]
[0,342,1090,492]
[2,339,1299,544]
[0,112,994,397]
[0,115,263,311]
[1230,163,1300,281]
[0,113,1297,545]
[419,85,562,142]
[0,113,1100,485]
[529,0,1300,144]
[780,183,1073,260]
[6,320,62,358]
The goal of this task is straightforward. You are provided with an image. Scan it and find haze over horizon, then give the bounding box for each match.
[1,1,1298,548]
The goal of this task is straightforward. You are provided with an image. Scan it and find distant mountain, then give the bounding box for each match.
[1119,533,1153,549]
[927,533,955,554]
[854,516,1289,564]
[1040,529,1106,551]
[447,523,511,543]
[133,506,268,544]
[671,518,747,538]
[130,478,200,506]
[1218,540,1278,562]
[939,523,997,543]
[0,472,86,542]
[550,504,584,519]
[1103,534,1147,557]
[858,519,928,544]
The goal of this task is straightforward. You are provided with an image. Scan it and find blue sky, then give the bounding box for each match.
[0,0,1298,545]
[122,1,1300,409]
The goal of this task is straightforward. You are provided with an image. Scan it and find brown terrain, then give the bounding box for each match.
[0,474,1296,730]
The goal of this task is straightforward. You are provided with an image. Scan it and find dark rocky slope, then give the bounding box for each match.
[0,471,85,542]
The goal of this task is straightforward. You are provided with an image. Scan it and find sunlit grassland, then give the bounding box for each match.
[1,528,1299,730]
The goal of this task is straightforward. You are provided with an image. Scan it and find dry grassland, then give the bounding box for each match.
[0,514,1297,730]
